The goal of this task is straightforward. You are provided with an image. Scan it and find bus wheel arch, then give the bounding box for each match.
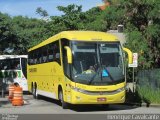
[58,85,68,109]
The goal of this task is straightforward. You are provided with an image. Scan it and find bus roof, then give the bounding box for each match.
[29,31,119,52]
[0,55,27,60]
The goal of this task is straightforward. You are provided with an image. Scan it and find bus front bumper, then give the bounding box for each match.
[68,90,125,104]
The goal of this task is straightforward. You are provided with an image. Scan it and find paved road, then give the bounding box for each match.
[0,95,160,114]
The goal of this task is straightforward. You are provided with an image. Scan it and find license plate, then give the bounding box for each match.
[97,97,106,102]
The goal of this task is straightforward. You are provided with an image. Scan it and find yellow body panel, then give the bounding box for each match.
[29,31,118,52]
[70,90,125,104]
[27,31,127,105]
[64,80,126,104]
[27,62,64,99]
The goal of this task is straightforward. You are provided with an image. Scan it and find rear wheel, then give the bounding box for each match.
[32,84,39,99]
[59,90,68,109]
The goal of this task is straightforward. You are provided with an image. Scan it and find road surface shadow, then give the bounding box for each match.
[69,104,138,112]
[38,95,138,112]
[35,95,61,105]
[0,101,10,107]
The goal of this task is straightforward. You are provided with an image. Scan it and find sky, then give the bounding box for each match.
[0,0,102,18]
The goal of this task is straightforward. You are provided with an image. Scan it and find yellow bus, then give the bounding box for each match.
[27,31,132,109]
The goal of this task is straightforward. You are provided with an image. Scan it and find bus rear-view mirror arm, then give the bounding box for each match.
[64,46,72,64]
[123,47,133,65]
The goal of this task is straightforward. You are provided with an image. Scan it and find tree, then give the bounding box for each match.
[0,13,49,54]
[56,4,85,30]
[84,7,103,31]
[120,0,160,68]
[1,1,159,69]
[12,16,48,53]
[36,7,49,18]
[0,13,17,54]
[97,0,160,68]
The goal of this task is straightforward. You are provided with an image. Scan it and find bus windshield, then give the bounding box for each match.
[72,41,124,85]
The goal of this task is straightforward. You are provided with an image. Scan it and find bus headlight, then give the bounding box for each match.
[117,86,125,92]
[72,87,86,93]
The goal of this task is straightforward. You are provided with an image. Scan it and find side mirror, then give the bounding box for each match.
[123,47,133,65]
[64,46,72,64]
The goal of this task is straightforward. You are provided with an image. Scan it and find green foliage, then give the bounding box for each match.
[119,0,160,68]
[56,4,85,30]
[49,16,68,34]
[0,13,48,54]
[0,1,159,69]
[125,25,150,68]
[83,7,103,31]
[136,69,160,104]
[99,0,160,68]
[12,16,48,54]
[102,6,125,30]
[0,13,17,54]
[0,4,102,54]
[137,85,160,104]
[36,7,49,18]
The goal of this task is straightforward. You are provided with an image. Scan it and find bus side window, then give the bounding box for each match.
[42,46,48,63]
[53,41,60,64]
[55,53,60,59]
[37,48,42,64]
[14,62,20,69]
[28,53,30,65]
[48,43,54,62]
[29,52,34,65]
[34,51,38,64]
[0,60,2,69]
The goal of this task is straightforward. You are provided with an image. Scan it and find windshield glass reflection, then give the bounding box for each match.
[72,41,124,85]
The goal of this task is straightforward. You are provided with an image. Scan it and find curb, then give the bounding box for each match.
[124,102,160,108]
[146,103,160,108]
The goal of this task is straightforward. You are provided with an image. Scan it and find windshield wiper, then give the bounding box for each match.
[88,67,101,85]
[103,67,114,81]
[88,67,115,85]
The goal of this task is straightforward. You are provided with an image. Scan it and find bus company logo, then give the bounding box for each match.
[29,68,37,72]
[96,87,108,90]
[99,92,103,95]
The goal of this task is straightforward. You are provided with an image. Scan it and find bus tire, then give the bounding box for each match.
[102,104,109,109]
[33,85,39,99]
[59,90,68,109]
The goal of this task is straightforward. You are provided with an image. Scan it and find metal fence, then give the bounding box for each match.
[137,69,160,90]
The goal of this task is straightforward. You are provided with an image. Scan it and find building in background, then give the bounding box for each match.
[107,25,126,45]
[98,0,120,10]
[98,0,110,10]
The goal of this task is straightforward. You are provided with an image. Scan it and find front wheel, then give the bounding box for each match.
[32,85,39,99]
[59,90,68,109]
[102,104,109,109]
